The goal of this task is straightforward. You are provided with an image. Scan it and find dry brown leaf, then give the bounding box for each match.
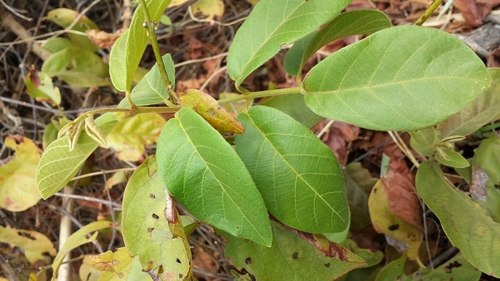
[383,159,422,231]
[86,29,125,48]
[454,0,500,27]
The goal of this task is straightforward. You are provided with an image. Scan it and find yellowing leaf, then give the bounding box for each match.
[0,225,56,263]
[0,136,41,211]
[25,68,61,106]
[80,247,153,280]
[52,221,113,281]
[169,0,189,7]
[106,113,166,161]
[45,8,99,52]
[191,0,224,21]
[368,180,422,261]
[106,171,129,189]
[179,89,244,134]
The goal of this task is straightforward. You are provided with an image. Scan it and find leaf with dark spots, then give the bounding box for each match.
[221,221,364,281]
[388,224,399,231]
[445,261,462,273]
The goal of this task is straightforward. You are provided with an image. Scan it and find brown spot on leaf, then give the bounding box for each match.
[152,213,159,219]
[444,260,462,273]
[245,257,252,264]
[388,224,399,231]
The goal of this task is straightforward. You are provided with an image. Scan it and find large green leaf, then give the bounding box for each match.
[36,113,119,199]
[416,161,500,277]
[437,68,500,138]
[227,0,351,89]
[118,54,175,108]
[156,107,272,246]
[303,25,491,131]
[235,106,348,233]
[122,156,190,279]
[261,94,323,128]
[284,9,391,77]
[221,221,365,281]
[109,0,172,91]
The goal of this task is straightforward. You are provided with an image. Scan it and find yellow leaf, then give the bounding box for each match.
[106,171,128,189]
[106,113,166,161]
[191,0,224,21]
[368,180,422,262]
[0,225,56,263]
[170,0,189,7]
[179,89,245,134]
[0,136,41,211]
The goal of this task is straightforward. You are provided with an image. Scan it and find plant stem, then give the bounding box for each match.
[415,0,443,26]
[125,90,136,108]
[138,0,179,104]
[218,87,302,104]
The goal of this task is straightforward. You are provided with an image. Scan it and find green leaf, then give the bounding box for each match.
[42,46,110,87]
[122,156,191,278]
[42,37,73,54]
[157,107,272,246]
[45,8,99,52]
[404,253,481,281]
[435,147,470,168]
[106,113,166,161]
[118,54,175,108]
[284,9,391,77]
[221,221,365,281]
[303,25,491,131]
[36,113,119,199]
[52,221,112,281]
[227,0,351,89]
[0,226,56,263]
[0,136,41,212]
[472,134,500,222]
[374,252,407,281]
[344,163,377,231]
[375,252,481,281]
[261,94,323,128]
[416,161,500,277]
[409,127,439,157]
[437,68,500,138]
[235,106,348,233]
[109,0,172,92]
[25,69,61,105]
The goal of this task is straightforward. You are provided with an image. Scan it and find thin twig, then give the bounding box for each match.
[415,0,443,26]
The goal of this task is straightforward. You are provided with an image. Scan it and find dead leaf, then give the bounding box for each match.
[384,158,422,230]
[454,0,500,27]
[86,29,125,48]
[368,179,423,261]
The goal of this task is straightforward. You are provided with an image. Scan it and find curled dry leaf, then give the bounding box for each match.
[179,89,245,134]
[86,29,126,49]
[454,0,500,27]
